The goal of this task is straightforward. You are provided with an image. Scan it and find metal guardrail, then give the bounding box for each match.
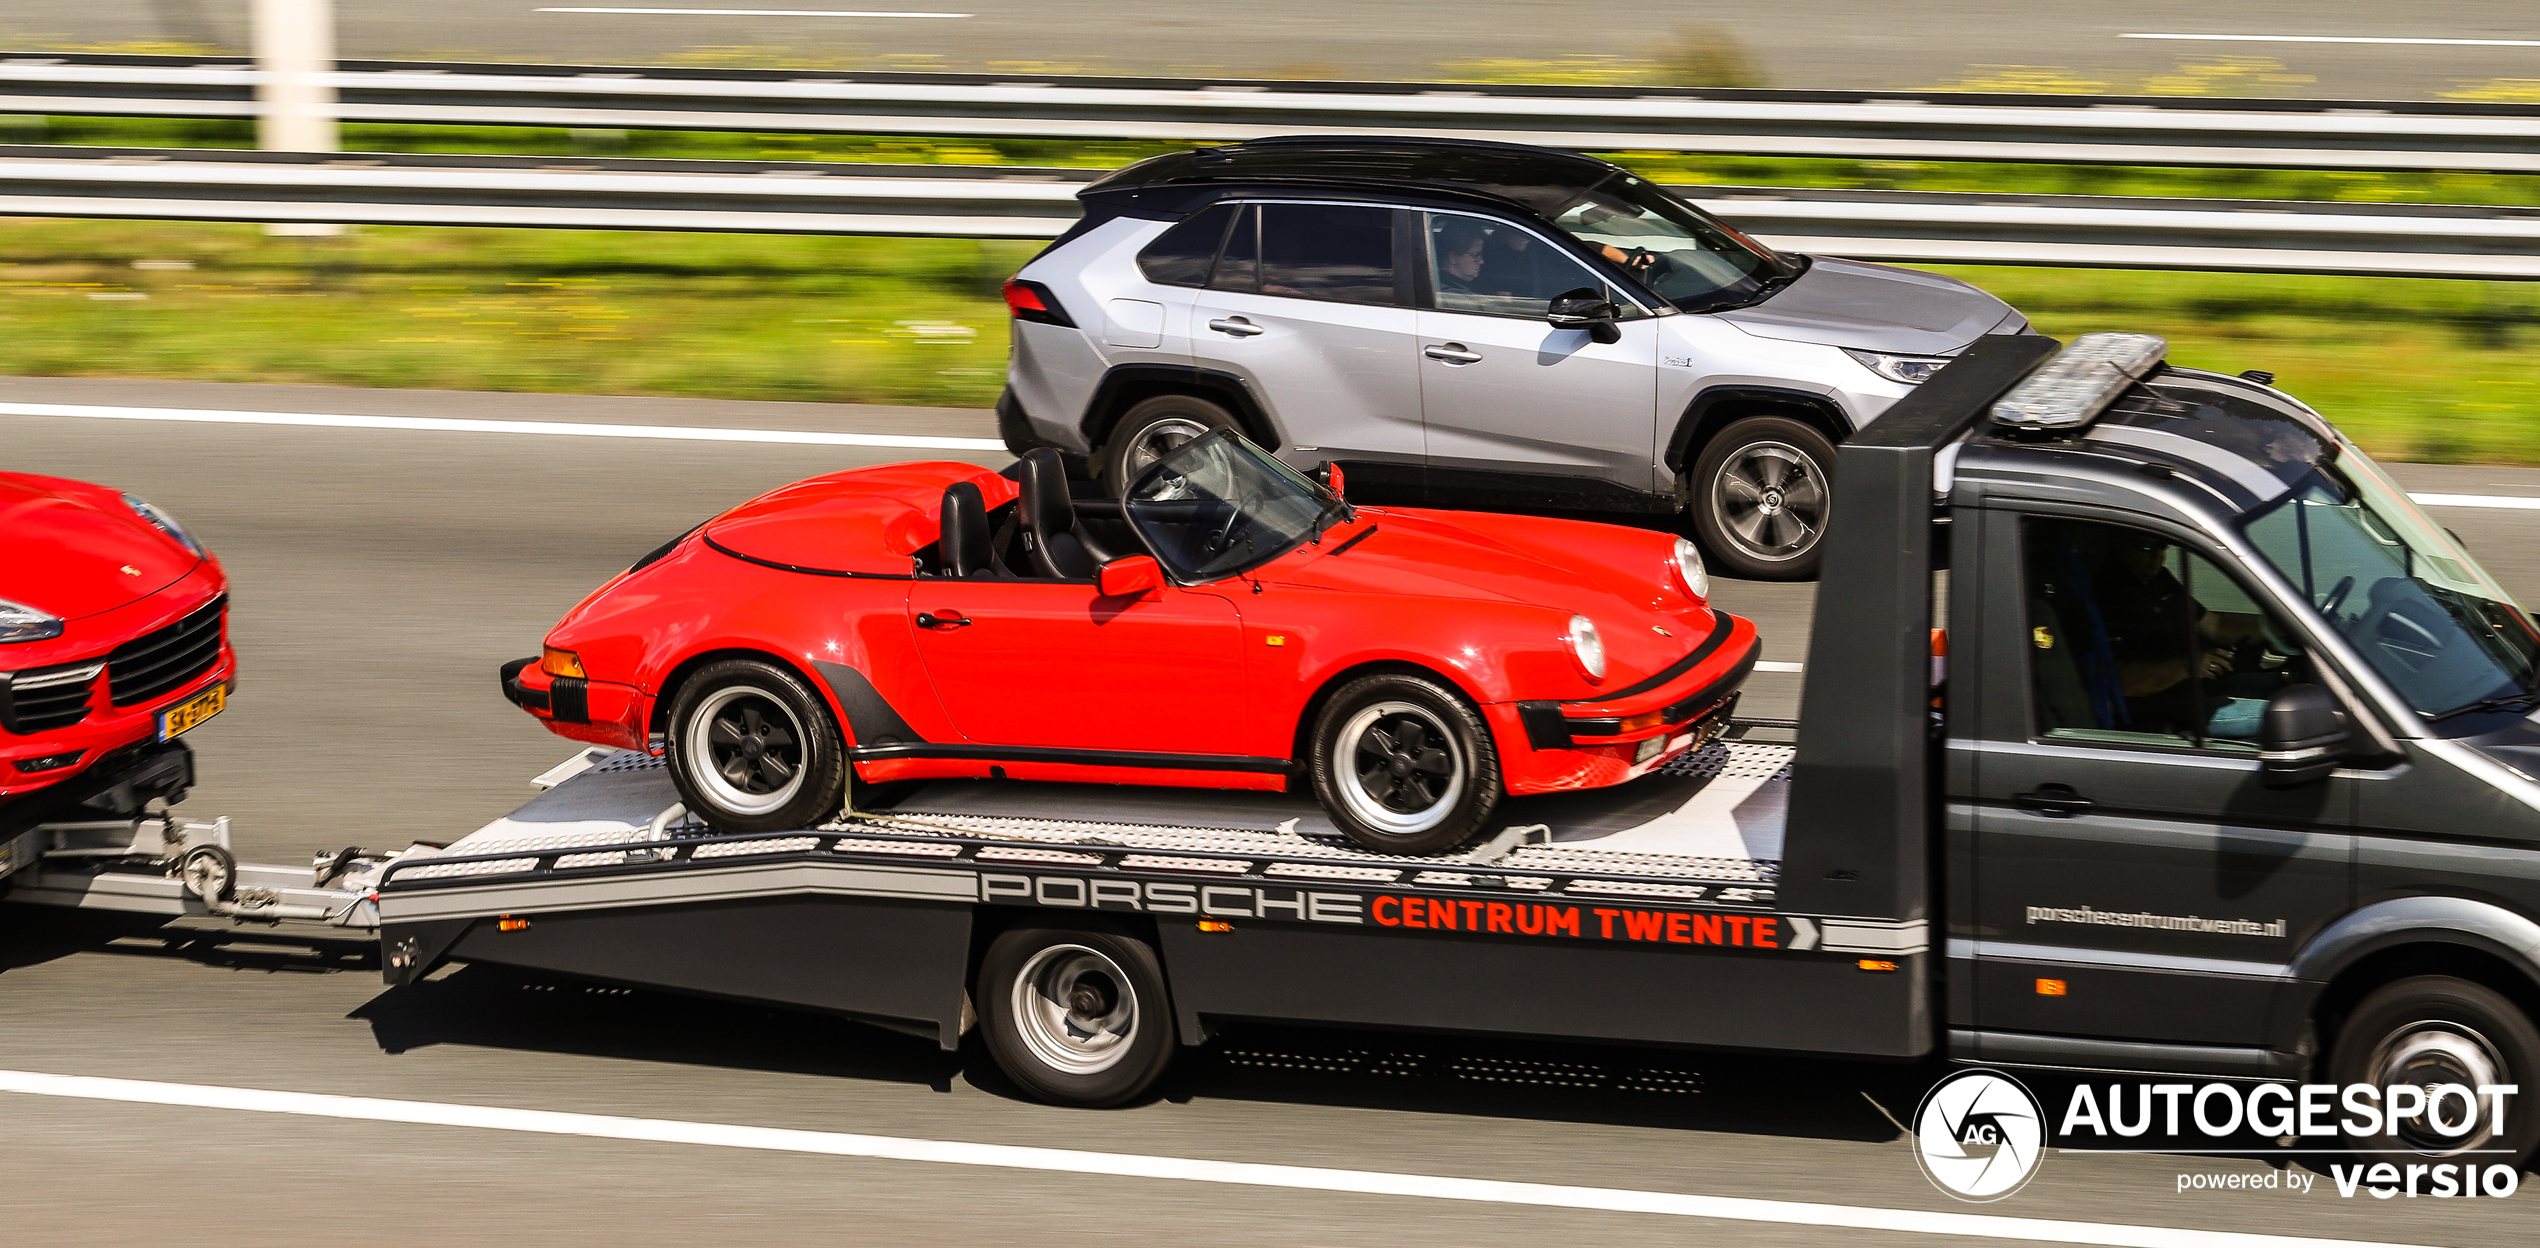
[8,52,2540,174]
[9,147,2539,279]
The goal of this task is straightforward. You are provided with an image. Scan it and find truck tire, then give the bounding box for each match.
[979,927,1178,1107]
[1309,673,1501,855]
[2325,975,2540,1168]
[1688,415,1838,582]
[1100,395,1241,498]
[663,658,845,835]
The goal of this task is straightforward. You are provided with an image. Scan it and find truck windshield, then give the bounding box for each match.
[2242,450,2540,731]
[1547,174,1791,313]
[1124,430,1338,582]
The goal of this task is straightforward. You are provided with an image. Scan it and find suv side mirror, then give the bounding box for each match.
[1097,554,1165,599]
[2259,683,2348,788]
[1546,286,1622,345]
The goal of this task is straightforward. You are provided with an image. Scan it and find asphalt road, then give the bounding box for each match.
[7,1,2538,98]
[5,376,2539,1247]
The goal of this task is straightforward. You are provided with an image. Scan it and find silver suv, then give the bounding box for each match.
[998,137,2027,579]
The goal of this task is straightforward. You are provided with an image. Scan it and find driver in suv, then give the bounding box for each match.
[997,136,2030,580]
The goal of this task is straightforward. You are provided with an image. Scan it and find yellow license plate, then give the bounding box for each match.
[158,683,225,741]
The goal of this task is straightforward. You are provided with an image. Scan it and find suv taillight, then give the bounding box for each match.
[1002,279,1077,328]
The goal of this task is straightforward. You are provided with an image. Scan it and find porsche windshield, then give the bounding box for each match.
[1125,431,1336,582]
[2242,448,2540,733]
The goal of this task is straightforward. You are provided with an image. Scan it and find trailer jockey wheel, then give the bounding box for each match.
[2326,975,2540,1169]
[980,928,1177,1108]
[179,844,236,903]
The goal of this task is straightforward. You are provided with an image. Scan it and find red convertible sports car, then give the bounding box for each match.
[504,432,1758,854]
[1,473,233,806]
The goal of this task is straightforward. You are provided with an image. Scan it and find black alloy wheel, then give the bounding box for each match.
[664,658,845,834]
[1689,414,1839,581]
[2326,975,2540,1169]
[978,927,1179,1107]
[1309,672,1501,855]
[1099,394,1242,498]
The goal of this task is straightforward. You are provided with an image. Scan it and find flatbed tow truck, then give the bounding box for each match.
[9,332,2540,1162]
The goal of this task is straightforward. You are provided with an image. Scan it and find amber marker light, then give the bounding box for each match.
[542,647,585,679]
[1620,710,1666,733]
[1857,959,1898,972]
[497,916,531,932]
[2036,978,2068,996]
[1197,919,1234,933]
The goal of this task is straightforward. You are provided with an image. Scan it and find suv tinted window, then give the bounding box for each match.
[1256,203,1400,306]
[1425,211,1620,319]
[1209,204,1259,293]
[1136,203,1236,287]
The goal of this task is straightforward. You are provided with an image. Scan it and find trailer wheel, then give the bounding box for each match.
[179,844,235,903]
[979,928,1177,1107]
[664,658,845,834]
[2326,975,2540,1168]
[1309,672,1500,855]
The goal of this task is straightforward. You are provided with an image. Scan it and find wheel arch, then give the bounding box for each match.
[647,646,841,743]
[1663,385,1852,479]
[1286,657,1493,773]
[2287,896,2540,1070]
[1083,365,1281,454]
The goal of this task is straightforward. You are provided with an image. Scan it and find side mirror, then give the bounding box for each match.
[2259,683,2348,788]
[1097,554,1165,599]
[1546,286,1622,345]
[1317,461,1346,500]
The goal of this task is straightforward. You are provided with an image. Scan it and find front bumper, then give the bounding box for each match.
[502,656,647,752]
[1,583,234,801]
[1491,613,1760,794]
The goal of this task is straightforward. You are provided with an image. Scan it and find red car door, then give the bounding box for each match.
[908,582,1246,754]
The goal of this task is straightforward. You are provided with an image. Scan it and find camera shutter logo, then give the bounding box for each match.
[1913,1069,2047,1201]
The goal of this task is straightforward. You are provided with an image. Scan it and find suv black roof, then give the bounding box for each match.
[1078,136,1633,221]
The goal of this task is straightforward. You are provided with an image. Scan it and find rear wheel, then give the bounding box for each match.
[1100,394,1241,498]
[1309,673,1500,855]
[979,927,1178,1107]
[2326,975,2540,1168]
[664,658,844,834]
[1689,415,1838,581]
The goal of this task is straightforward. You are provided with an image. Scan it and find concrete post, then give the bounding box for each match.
[254,0,342,235]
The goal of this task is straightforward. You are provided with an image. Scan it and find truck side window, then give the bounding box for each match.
[2023,518,2311,750]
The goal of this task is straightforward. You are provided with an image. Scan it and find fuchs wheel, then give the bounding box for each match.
[664,658,845,834]
[1689,415,1838,582]
[1309,673,1500,855]
[979,928,1177,1107]
[1099,394,1241,498]
[2327,975,2540,1168]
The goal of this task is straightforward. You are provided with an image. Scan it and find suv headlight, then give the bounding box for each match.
[1563,614,1607,683]
[1671,537,1709,600]
[1843,348,1953,386]
[122,493,202,556]
[0,598,64,644]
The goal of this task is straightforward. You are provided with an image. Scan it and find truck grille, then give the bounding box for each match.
[0,659,103,734]
[108,596,226,707]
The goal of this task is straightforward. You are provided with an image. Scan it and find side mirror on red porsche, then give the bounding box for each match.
[1320,462,1346,499]
[1097,555,1165,599]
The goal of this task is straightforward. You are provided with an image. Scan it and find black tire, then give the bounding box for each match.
[1099,394,1242,498]
[663,658,845,834]
[1308,673,1501,855]
[2325,975,2540,1168]
[979,927,1178,1107]
[1688,414,1839,582]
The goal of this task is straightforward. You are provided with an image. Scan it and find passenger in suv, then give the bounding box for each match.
[998,137,2029,579]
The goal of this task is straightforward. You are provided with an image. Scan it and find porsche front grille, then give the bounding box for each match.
[108,596,225,707]
[0,659,103,734]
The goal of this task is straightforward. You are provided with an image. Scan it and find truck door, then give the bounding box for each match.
[1966,513,2354,1048]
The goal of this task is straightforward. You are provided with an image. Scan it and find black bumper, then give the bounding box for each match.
[499,657,549,714]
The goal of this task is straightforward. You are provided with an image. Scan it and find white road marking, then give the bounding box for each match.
[0,401,1005,451]
[2124,33,2540,48]
[1754,661,1805,673]
[0,1069,2449,1248]
[535,7,972,16]
[2411,492,2540,510]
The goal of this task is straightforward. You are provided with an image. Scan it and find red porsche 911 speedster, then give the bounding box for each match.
[504,432,1758,854]
[1,473,234,805]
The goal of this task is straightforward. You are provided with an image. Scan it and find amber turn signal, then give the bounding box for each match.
[2036,978,2067,996]
[1857,958,1898,972]
[497,915,531,932]
[542,647,585,679]
[1619,710,1666,733]
[1197,919,1234,933]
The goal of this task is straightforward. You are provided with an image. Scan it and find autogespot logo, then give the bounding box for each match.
[1913,1069,2047,1202]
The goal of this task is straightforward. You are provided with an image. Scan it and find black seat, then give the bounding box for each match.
[1017,448,1113,579]
[939,480,993,577]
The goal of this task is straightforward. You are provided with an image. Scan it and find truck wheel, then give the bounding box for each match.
[2326,975,2540,1167]
[664,658,844,835]
[1689,415,1838,582]
[1309,673,1501,855]
[979,928,1178,1107]
[1100,395,1241,498]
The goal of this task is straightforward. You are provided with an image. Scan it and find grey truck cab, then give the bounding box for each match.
[998,136,2026,579]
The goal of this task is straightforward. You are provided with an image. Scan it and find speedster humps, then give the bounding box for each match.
[503,433,1757,854]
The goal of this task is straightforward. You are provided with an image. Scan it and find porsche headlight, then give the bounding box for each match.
[1671,536,1709,600]
[1842,348,1953,386]
[122,493,202,556]
[1563,614,1607,683]
[0,598,64,644]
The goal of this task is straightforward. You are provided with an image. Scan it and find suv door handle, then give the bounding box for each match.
[915,612,973,629]
[1207,317,1264,337]
[1424,343,1483,364]
[2013,784,2094,817]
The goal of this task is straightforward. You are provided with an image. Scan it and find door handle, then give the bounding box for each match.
[1424,343,1483,364]
[2013,784,2094,817]
[1207,317,1264,337]
[915,612,973,630]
